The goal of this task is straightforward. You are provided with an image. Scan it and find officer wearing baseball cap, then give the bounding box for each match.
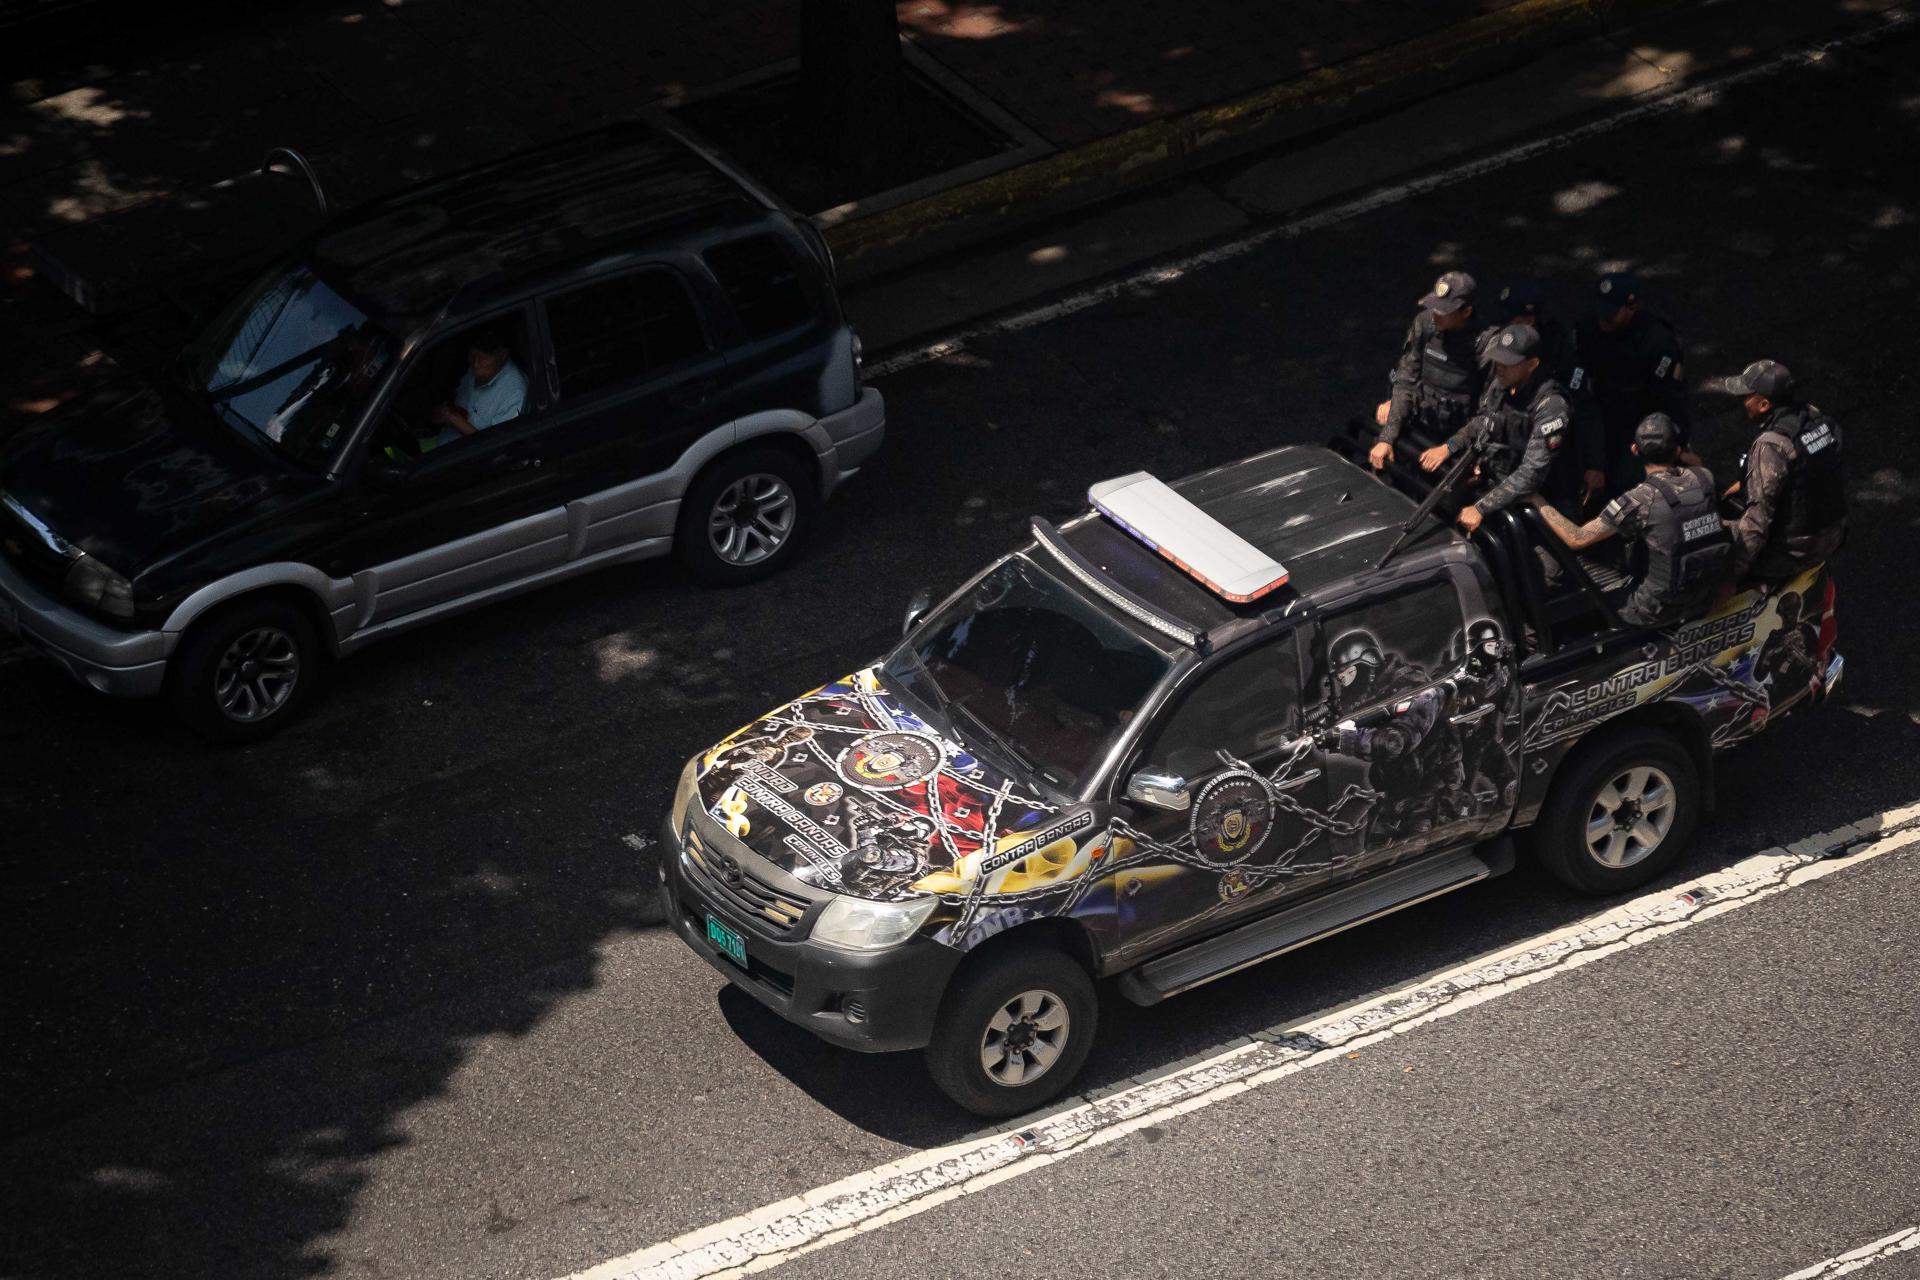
[1716,359,1846,582]
[1575,272,1694,497]
[1529,413,1732,626]
[1369,270,1486,471]
[1480,278,1607,511]
[1415,322,1572,533]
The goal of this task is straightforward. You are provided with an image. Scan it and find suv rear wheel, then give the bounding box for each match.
[1533,726,1700,895]
[167,597,322,744]
[925,944,1097,1118]
[676,445,816,585]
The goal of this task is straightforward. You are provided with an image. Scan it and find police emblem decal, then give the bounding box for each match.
[837,731,945,791]
[1218,869,1253,903]
[1188,772,1275,866]
[803,781,844,806]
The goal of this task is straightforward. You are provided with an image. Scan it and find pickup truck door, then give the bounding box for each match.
[1107,632,1347,965]
[1310,579,1518,875]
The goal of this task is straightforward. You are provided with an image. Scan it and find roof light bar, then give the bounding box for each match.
[1029,519,1205,650]
[1088,472,1289,603]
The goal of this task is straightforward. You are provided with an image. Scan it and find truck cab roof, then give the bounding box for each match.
[1054,444,1470,649]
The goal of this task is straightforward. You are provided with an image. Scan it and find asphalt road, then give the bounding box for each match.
[3,18,1918,1280]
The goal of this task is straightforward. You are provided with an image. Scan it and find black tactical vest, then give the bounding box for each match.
[1417,313,1480,400]
[1745,405,1846,543]
[1620,466,1732,625]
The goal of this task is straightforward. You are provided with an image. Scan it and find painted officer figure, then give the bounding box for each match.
[1416,323,1573,534]
[1369,271,1485,470]
[1320,631,1463,845]
[1528,414,1734,627]
[1576,272,1694,497]
[1715,359,1846,584]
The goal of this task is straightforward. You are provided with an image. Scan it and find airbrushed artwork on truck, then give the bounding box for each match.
[692,626,1531,952]
[1524,564,1835,753]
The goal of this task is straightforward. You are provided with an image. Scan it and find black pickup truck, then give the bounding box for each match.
[659,438,1841,1116]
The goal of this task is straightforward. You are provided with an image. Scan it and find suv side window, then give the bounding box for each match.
[702,234,811,340]
[545,268,707,400]
[373,309,536,460]
[1143,637,1302,781]
[1324,582,1464,714]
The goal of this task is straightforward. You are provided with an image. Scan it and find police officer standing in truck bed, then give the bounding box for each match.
[1416,323,1572,534]
[1577,272,1694,497]
[1369,271,1485,471]
[1715,359,1847,584]
[1528,414,1733,627]
[1486,279,1607,514]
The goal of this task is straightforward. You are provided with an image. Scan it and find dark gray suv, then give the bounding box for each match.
[0,120,883,741]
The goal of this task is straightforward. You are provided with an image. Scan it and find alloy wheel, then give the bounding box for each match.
[213,625,300,723]
[979,988,1071,1087]
[707,473,797,567]
[1584,765,1677,869]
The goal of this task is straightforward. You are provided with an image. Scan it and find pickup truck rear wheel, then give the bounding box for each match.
[1534,727,1699,895]
[925,945,1097,1118]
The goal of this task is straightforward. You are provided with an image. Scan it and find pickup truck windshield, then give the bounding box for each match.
[885,555,1172,792]
[183,261,396,468]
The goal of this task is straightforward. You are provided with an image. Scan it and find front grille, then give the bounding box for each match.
[682,823,811,936]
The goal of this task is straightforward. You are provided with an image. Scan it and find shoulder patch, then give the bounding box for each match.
[1654,355,1673,379]
[1601,497,1626,525]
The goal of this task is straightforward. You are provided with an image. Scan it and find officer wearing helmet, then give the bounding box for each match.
[1715,359,1846,583]
[1321,630,1464,843]
[1416,322,1573,533]
[1369,271,1485,471]
[1576,272,1695,497]
[1441,619,1518,810]
[1528,413,1733,627]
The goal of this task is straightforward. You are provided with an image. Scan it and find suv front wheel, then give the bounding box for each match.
[1533,726,1701,895]
[925,944,1098,1118]
[677,446,817,585]
[167,596,322,744]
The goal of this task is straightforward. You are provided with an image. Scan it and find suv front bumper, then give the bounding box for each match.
[659,813,962,1054]
[0,551,167,696]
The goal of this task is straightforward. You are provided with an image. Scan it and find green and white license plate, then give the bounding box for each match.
[705,913,747,967]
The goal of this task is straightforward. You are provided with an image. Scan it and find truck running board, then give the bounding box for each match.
[1118,841,1507,1006]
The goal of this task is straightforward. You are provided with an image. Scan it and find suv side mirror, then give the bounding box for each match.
[1125,770,1191,812]
[902,586,932,636]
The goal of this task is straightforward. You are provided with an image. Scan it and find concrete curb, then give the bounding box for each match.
[823,0,1703,283]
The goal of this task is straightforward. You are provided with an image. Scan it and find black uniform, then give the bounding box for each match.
[1576,310,1690,496]
[1597,464,1734,626]
[1730,403,1846,582]
[1381,310,1485,449]
[1446,366,1574,516]
[1444,621,1518,811]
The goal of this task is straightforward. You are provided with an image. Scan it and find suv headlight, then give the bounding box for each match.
[670,756,702,836]
[812,894,938,951]
[64,553,134,619]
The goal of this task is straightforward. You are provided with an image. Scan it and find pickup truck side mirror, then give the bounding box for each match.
[1125,770,1191,812]
[902,586,932,636]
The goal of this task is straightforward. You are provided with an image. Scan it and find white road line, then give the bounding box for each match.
[864,8,1914,383]
[1781,1227,1920,1279]
[564,802,1920,1280]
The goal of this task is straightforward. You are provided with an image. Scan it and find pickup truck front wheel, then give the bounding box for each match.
[1534,728,1700,895]
[925,945,1097,1118]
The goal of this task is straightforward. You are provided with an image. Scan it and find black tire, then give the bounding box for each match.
[675,446,817,586]
[166,596,322,744]
[1532,726,1701,895]
[924,945,1098,1119]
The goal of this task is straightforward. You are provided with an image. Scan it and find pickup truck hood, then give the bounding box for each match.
[0,377,298,573]
[695,667,1106,904]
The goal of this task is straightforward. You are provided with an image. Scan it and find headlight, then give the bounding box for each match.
[63,553,134,619]
[670,755,702,836]
[812,894,938,951]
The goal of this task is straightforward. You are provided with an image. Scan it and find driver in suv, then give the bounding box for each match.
[428,325,528,447]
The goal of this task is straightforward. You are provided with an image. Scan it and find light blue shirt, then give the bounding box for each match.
[436,359,529,446]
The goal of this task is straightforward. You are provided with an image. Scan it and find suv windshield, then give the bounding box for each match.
[183,261,395,468]
[885,555,1173,793]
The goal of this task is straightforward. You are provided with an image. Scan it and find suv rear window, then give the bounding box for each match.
[703,235,811,340]
[546,268,706,399]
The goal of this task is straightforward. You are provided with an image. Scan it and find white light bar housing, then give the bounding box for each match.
[1089,472,1289,603]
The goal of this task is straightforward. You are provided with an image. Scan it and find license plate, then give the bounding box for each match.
[705,913,747,967]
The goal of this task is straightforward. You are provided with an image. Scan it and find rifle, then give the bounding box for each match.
[1376,434,1483,569]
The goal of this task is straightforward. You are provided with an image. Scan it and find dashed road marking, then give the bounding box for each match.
[865,8,1914,383]
[562,802,1920,1280]
[1780,1227,1920,1279]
